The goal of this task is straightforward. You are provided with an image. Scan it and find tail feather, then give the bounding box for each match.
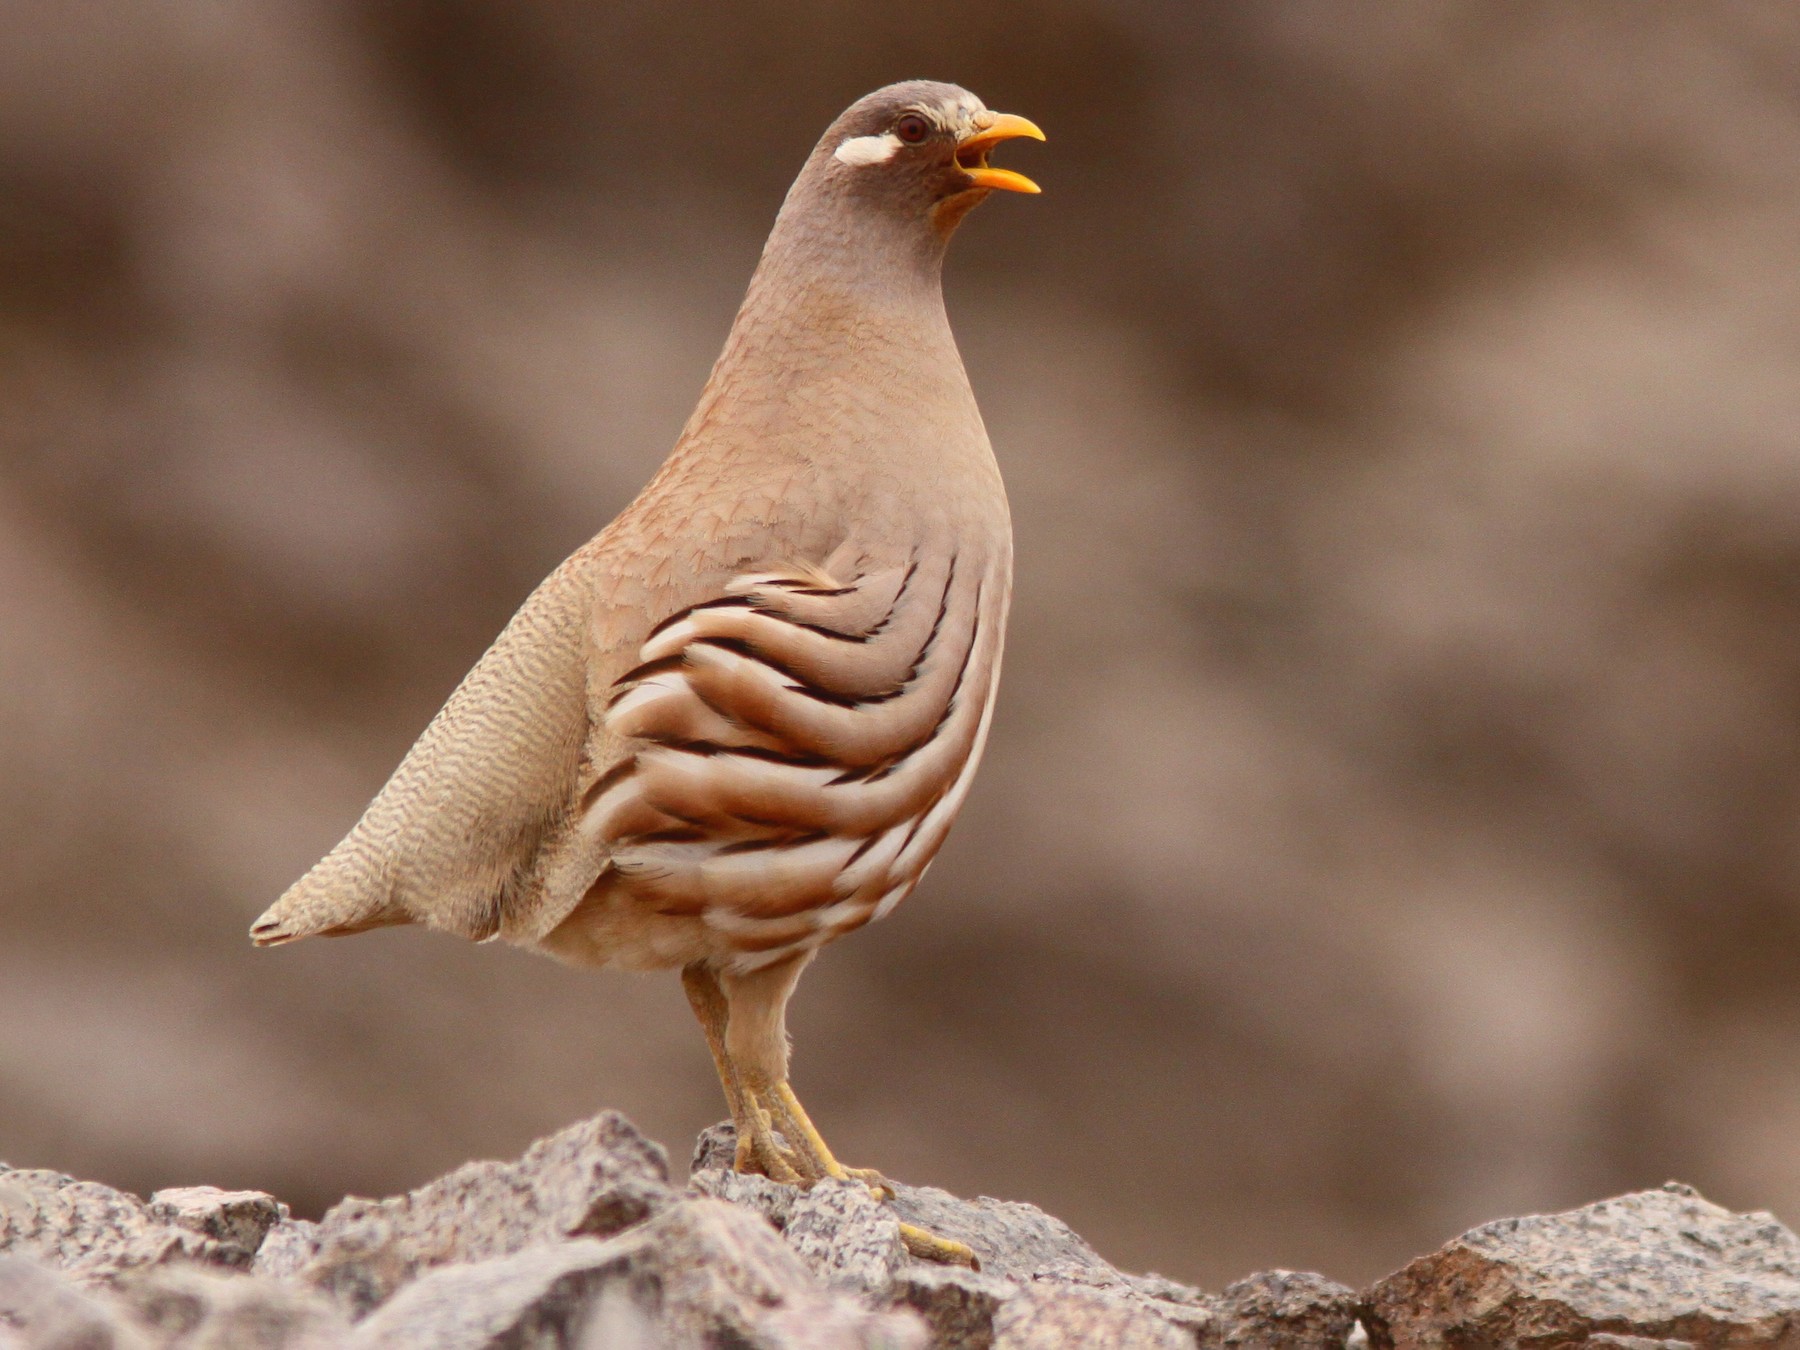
[250,840,407,946]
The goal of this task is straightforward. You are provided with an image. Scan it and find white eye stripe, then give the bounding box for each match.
[834,133,901,167]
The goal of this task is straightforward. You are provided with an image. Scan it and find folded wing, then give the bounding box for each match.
[579,553,1002,967]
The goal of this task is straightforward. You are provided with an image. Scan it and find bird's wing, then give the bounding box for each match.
[577,552,1003,963]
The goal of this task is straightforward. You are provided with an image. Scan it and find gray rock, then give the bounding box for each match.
[248,1223,319,1282]
[691,1121,1115,1282]
[0,1110,1357,1348]
[0,1256,143,1350]
[686,1119,1362,1346]
[889,1186,1115,1284]
[887,1265,1016,1349]
[300,1109,671,1316]
[1364,1181,1800,1349]
[145,1191,284,1272]
[1205,1269,1358,1349]
[687,1165,798,1230]
[690,1121,740,1174]
[115,1265,350,1349]
[991,1284,1189,1349]
[343,1237,635,1350]
[0,1170,252,1286]
[347,1198,925,1350]
[781,1180,907,1295]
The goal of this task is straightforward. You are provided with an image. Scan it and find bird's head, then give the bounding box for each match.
[815,81,1044,239]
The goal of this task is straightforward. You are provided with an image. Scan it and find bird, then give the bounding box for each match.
[250,80,1042,1267]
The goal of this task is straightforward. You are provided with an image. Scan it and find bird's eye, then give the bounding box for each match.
[894,113,931,144]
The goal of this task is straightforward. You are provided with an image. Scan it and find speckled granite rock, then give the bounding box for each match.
[1207,1270,1360,1349]
[345,1199,926,1350]
[993,1283,1191,1348]
[0,1166,288,1287]
[301,1109,672,1317]
[0,1110,1363,1349]
[1363,1182,1800,1349]
[689,1120,1356,1348]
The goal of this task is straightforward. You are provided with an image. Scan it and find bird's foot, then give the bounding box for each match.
[740,1079,978,1269]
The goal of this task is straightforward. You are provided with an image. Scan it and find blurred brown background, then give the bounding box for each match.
[5,0,1800,1290]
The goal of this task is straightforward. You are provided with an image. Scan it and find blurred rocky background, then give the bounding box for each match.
[4,0,1800,1292]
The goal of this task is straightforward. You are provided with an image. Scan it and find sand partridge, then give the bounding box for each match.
[251,80,1042,1266]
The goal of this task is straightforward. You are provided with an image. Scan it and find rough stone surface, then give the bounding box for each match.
[116,1264,350,1349]
[1364,1182,1800,1349]
[992,1283,1190,1348]
[249,1222,320,1283]
[0,1256,350,1350]
[299,1109,671,1316]
[343,1236,644,1350]
[0,1167,281,1287]
[0,1256,136,1350]
[695,1121,1119,1284]
[349,1199,925,1349]
[888,1265,1016,1349]
[781,1179,908,1295]
[1206,1269,1360,1349]
[145,1190,285,1273]
[30,1111,1792,1349]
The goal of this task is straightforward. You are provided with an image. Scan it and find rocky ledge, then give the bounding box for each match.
[3,1112,1799,1348]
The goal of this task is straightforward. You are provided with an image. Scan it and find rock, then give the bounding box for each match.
[0,1169,272,1286]
[249,1222,320,1282]
[781,1180,907,1295]
[1206,1269,1359,1349]
[347,1198,925,1350]
[889,1187,1115,1283]
[145,1190,285,1272]
[115,1264,351,1349]
[991,1284,1190,1349]
[691,1121,1116,1282]
[887,1265,1017,1349]
[0,1256,349,1350]
[299,1109,671,1316]
[1363,1181,1800,1349]
[15,1123,1791,1350]
[687,1165,798,1229]
[0,1256,139,1350]
[342,1237,637,1349]
[685,1119,1365,1347]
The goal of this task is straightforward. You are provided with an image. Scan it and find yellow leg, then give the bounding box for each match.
[683,962,979,1269]
[682,965,801,1184]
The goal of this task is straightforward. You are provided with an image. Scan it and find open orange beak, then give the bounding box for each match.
[956,112,1046,194]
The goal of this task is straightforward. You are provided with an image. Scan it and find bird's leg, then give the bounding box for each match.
[715,958,980,1269]
[680,963,802,1184]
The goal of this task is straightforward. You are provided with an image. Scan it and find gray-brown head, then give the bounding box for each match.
[762,81,1044,287]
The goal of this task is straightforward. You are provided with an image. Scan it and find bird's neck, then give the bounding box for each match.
[671,174,979,466]
[732,174,957,369]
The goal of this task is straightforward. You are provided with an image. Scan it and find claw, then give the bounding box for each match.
[900,1222,980,1269]
[843,1166,896,1201]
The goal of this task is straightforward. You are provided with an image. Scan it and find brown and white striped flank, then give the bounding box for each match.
[580,552,1003,971]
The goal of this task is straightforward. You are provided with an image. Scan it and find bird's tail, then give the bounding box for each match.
[249,838,407,946]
